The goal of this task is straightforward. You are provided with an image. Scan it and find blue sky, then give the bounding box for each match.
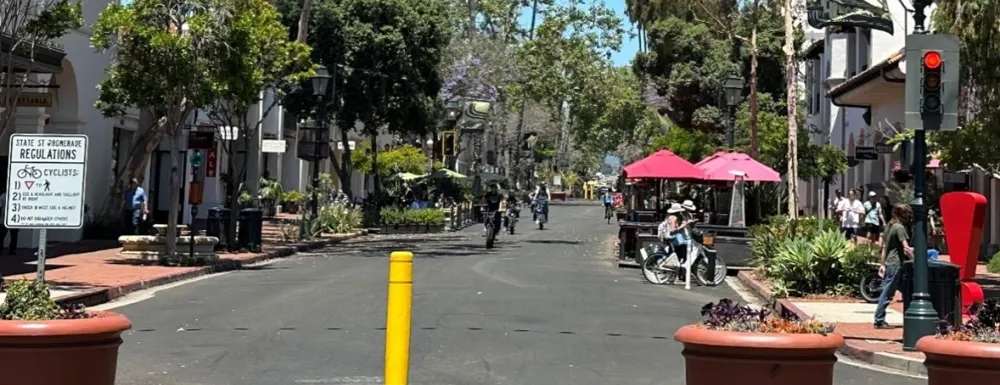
[517,0,639,67]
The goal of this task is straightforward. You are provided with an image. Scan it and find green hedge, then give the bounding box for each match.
[381,208,446,226]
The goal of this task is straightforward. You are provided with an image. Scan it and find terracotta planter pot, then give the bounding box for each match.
[917,336,1000,384]
[0,311,131,385]
[674,325,844,385]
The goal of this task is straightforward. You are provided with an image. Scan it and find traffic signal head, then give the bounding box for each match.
[905,34,960,132]
[921,51,942,114]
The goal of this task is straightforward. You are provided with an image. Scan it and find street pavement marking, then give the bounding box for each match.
[295,376,382,383]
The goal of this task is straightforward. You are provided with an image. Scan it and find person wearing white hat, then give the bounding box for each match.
[658,203,697,264]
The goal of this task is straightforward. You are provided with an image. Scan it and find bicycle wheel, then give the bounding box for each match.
[642,253,677,285]
[694,255,728,287]
[15,169,27,179]
[860,273,883,303]
[486,225,495,249]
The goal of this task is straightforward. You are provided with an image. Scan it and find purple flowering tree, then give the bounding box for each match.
[441,55,500,102]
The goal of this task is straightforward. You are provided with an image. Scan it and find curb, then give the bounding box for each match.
[735,271,927,376]
[56,230,368,308]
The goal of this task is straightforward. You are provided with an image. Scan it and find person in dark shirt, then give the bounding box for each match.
[482,184,505,236]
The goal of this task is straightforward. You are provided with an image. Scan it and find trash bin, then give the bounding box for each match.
[207,207,233,252]
[238,208,263,252]
[900,259,962,327]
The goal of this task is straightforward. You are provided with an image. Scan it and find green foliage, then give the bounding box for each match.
[276,0,453,137]
[0,280,57,320]
[930,2,1000,175]
[644,127,717,163]
[570,67,655,155]
[633,4,790,131]
[92,0,227,118]
[282,190,305,204]
[380,208,447,225]
[989,252,1000,274]
[1,0,82,132]
[258,178,284,201]
[315,203,362,234]
[749,218,877,298]
[351,144,429,177]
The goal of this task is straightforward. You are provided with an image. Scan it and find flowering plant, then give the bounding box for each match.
[937,298,1000,343]
[698,299,835,334]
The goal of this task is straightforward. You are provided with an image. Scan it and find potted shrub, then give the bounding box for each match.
[917,298,1000,383]
[674,299,843,385]
[0,280,131,385]
[282,190,304,214]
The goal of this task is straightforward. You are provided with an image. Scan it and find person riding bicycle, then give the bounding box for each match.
[482,184,505,237]
[530,182,551,221]
[503,191,520,228]
[602,188,615,215]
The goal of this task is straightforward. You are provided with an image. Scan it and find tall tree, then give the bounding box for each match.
[277,0,453,199]
[0,0,82,137]
[782,0,799,217]
[92,0,306,258]
[928,0,1000,175]
[203,0,311,246]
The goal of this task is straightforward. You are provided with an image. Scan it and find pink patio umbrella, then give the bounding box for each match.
[695,151,781,182]
[623,150,705,180]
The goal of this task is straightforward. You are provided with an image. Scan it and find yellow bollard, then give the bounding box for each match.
[384,251,413,385]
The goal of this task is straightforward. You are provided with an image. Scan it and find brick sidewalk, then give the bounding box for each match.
[2,219,365,306]
[737,257,1000,376]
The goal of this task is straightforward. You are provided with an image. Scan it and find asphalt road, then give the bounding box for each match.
[113,203,924,385]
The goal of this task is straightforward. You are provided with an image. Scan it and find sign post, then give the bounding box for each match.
[5,134,88,282]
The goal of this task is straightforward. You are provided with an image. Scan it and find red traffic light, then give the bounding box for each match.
[924,51,942,69]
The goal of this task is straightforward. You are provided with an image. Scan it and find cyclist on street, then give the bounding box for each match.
[530,182,551,221]
[482,184,505,237]
[602,188,615,217]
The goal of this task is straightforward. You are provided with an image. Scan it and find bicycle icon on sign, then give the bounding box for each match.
[16,165,42,179]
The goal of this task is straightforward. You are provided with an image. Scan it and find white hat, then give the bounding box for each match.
[869,191,877,197]
[667,203,685,214]
[682,200,697,211]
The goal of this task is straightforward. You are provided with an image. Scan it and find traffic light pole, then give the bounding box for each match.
[902,0,939,351]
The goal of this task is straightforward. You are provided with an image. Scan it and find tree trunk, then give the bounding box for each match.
[749,0,760,157]
[100,122,164,218]
[296,0,314,44]
[165,131,182,260]
[328,130,353,200]
[783,0,799,219]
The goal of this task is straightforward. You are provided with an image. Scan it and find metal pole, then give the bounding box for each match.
[372,134,380,225]
[384,251,413,385]
[36,229,46,282]
[727,106,736,149]
[901,0,938,351]
[903,124,937,349]
[312,95,323,217]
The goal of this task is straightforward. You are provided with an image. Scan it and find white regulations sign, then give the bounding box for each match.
[5,134,88,229]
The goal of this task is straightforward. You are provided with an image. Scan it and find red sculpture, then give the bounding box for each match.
[939,192,986,314]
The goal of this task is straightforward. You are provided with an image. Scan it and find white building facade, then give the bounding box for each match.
[801,1,1000,256]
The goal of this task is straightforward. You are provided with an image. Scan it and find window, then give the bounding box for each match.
[858,29,872,71]
[846,28,858,77]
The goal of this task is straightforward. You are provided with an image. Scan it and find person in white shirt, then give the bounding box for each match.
[828,189,845,223]
[836,189,866,241]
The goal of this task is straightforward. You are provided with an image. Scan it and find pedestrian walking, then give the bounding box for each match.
[864,191,884,244]
[874,203,914,329]
[122,178,148,235]
[836,189,865,241]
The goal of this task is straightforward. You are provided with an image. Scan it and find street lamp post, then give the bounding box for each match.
[311,64,332,217]
[723,74,745,150]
